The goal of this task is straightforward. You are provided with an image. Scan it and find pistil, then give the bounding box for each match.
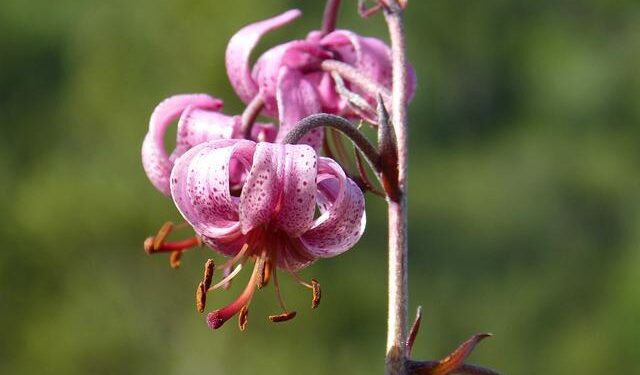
[207,257,262,329]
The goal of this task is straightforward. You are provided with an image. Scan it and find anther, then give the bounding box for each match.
[203,259,215,290]
[238,305,249,331]
[153,221,174,250]
[255,257,267,289]
[268,311,297,323]
[262,260,271,287]
[311,279,321,309]
[170,251,182,268]
[196,281,207,313]
[143,237,154,254]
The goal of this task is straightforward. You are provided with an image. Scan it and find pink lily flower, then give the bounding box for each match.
[170,139,366,329]
[226,9,416,136]
[142,94,276,195]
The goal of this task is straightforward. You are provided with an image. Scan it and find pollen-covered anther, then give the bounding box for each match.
[170,251,182,268]
[268,311,297,323]
[311,279,321,309]
[238,305,249,331]
[262,260,272,287]
[143,237,155,254]
[255,257,267,289]
[203,259,215,290]
[196,281,207,313]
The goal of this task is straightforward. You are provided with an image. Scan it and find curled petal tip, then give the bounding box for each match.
[226,9,303,104]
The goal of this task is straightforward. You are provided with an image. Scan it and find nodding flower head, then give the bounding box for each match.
[170,139,366,329]
[225,9,416,120]
[142,94,276,195]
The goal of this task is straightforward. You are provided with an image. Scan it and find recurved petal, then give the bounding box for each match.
[273,144,318,237]
[275,67,323,150]
[171,108,237,162]
[226,9,302,104]
[171,139,256,256]
[238,142,281,234]
[252,40,326,115]
[323,30,417,104]
[300,157,366,258]
[142,94,222,195]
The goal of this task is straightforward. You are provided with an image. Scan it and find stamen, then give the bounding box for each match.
[153,221,174,250]
[203,259,215,290]
[207,261,261,330]
[271,267,288,312]
[209,264,243,291]
[143,237,155,254]
[170,251,182,268]
[262,260,272,287]
[311,279,321,309]
[196,281,207,313]
[268,311,297,323]
[255,253,267,289]
[238,305,249,331]
[145,236,201,254]
[219,243,250,271]
[287,269,313,289]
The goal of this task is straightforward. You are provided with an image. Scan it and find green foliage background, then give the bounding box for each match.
[1,1,638,374]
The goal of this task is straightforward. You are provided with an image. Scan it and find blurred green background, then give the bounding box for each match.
[1,0,639,374]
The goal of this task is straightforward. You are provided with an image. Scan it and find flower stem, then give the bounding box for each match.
[320,0,342,36]
[282,113,381,173]
[384,3,410,375]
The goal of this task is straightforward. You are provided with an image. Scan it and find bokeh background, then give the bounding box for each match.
[1,0,639,374]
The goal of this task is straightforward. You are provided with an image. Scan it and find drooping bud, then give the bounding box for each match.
[377,95,400,201]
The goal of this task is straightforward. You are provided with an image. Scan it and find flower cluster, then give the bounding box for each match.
[142,8,412,330]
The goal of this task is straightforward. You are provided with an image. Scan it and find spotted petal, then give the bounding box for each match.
[142,94,222,195]
[321,30,417,107]
[300,157,366,257]
[171,108,276,162]
[275,67,323,150]
[226,9,302,104]
[252,40,328,114]
[170,140,256,257]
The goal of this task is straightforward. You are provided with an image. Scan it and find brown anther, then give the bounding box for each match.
[153,221,174,250]
[196,281,207,313]
[311,279,321,309]
[262,260,271,287]
[203,259,215,290]
[169,251,182,268]
[268,311,297,323]
[255,257,266,289]
[143,237,154,254]
[238,305,249,331]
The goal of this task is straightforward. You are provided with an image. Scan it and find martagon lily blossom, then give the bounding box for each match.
[142,94,276,196]
[226,9,416,138]
[170,139,366,329]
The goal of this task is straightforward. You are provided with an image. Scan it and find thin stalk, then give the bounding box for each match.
[241,94,265,139]
[384,3,410,375]
[320,0,342,36]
